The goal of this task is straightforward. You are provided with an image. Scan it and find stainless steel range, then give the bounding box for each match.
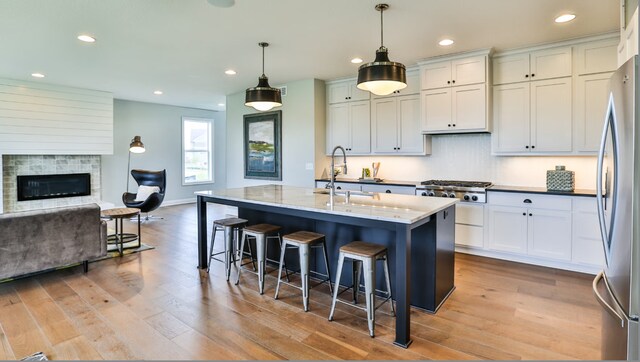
[415,180,493,203]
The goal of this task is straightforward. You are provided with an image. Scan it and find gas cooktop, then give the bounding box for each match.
[421,180,493,188]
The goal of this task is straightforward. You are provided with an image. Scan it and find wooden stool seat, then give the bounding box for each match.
[244,223,281,235]
[282,231,325,245]
[340,241,387,257]
[214,217,248,227]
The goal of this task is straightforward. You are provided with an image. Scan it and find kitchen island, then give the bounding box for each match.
[195,185,457,348]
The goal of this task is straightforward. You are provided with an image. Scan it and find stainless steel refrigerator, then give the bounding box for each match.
[594,56,640,360]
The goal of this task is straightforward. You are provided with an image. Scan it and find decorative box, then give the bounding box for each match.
[546,165,575,191]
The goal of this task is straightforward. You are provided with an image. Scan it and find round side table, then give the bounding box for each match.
[101,207,141,256]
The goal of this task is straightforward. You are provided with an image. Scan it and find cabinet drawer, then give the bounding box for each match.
[455,203,484,226]
[455,224,484,248]
[488,192,571,211]
[333,182,361,191]
[360,184,415,195]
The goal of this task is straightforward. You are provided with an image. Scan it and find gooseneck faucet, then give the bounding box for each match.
[330,145,348,197]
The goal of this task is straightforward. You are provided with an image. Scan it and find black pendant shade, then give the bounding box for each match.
[245,42,282,111]
[356,3,407,96]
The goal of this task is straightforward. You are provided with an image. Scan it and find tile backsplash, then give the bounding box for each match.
[2,155,101,212]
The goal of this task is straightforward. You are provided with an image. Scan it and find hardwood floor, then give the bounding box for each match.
[0,203,602,360]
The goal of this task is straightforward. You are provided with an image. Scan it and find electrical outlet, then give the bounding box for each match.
[305,163,314,170]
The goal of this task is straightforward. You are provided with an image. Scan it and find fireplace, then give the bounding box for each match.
[17,173,91,201]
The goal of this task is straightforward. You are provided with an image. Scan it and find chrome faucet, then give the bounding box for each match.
[329,145,348,197]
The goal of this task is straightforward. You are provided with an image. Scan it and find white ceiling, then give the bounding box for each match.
[0,0,619,111]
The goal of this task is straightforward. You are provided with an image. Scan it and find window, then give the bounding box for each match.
[182,117,213,185]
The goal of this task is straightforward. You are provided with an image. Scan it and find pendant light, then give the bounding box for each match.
[357,3,406,96]
[245,42,282,112]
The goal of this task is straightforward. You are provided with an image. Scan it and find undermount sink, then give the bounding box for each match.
[314,189,375,197]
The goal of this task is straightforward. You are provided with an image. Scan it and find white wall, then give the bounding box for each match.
[226,79,325,188]
[332,134,597,189]
[101,99,226,206]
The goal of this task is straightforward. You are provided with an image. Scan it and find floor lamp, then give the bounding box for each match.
[126,136,145,193]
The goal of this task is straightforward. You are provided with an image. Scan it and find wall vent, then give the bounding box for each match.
[279,86,287,97]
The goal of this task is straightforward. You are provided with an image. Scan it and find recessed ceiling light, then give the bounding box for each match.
[218,103,225,107]
[439,39,455,46]
[351,58,363,64]
[153,90,163,95]
[555,14,576,23]
[77,34,96,43]
[31,73,45,78]
[225,69,237,75]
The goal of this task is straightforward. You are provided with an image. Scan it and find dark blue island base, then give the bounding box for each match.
[197,194,456,348]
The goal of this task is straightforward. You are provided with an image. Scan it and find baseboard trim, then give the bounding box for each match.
[160,198,196,207]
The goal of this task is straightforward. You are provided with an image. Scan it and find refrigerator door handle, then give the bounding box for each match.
[593,271,626,328]
[596,95,614,266]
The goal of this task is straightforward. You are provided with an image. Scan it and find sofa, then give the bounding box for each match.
[0,203,107,281]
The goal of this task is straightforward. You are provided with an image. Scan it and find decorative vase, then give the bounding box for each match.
[546,165,575,191]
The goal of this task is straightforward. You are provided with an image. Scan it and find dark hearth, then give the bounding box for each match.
[17,173,91,201]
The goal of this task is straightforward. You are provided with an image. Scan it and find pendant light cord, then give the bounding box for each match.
[262,44,265,76]
[380,5,384,48]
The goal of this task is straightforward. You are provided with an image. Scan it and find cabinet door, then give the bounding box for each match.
[493,53,530,85]
[421,88,452,132]
[371,97,398,153]
[575,73,613,152]
[492,83,530,153]
[572,198,605,266]
[527,208,572,261]
[328,103,351,152]
[452,84,486,131]
[530,46,572,81]
[530,78,572,152]
[421,61,452,90]
[576,38,618,75]
[397,95,424,153]
[334,182,361,191]
[488,205,528,254]
[451,56,486,86]
[350,82,371,102]
[360,184,415,195]
[399,70,421,95]
[348,101,371,154]
[328,82,350,103]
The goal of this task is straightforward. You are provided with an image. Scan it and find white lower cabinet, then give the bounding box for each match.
[476,191,604,273]
[487,192,572,260]
[527,208,572,261]
[455,203,485,248]
[360,184,416,195]
[487,205,529,253]
[572,198,605,267]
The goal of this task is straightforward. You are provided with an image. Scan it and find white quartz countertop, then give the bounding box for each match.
[195,185,457,224]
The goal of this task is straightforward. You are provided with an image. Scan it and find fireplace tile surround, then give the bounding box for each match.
[2,155,101,212]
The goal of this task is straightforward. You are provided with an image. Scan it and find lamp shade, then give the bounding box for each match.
[245,75,282,111]
[356,47,406,96]
[129,136,145,153]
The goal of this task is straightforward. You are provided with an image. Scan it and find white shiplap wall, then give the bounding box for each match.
[0,78,113,155]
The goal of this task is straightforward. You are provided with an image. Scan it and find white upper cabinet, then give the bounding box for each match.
[371,94,428,154]
[326,100,371,155]
[493,46,572,85]
[493,78,572,154]
[491,35,620,156]
[575,38,618,75]
[419,50,491,134]
[422,55,486,90]
[328,79,370,104]
[574,72,613,152]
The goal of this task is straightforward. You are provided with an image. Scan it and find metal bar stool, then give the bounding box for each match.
[328,241,395,337]
[274,231,333,312]
[235,223,288,294]
[207,217,247,280]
